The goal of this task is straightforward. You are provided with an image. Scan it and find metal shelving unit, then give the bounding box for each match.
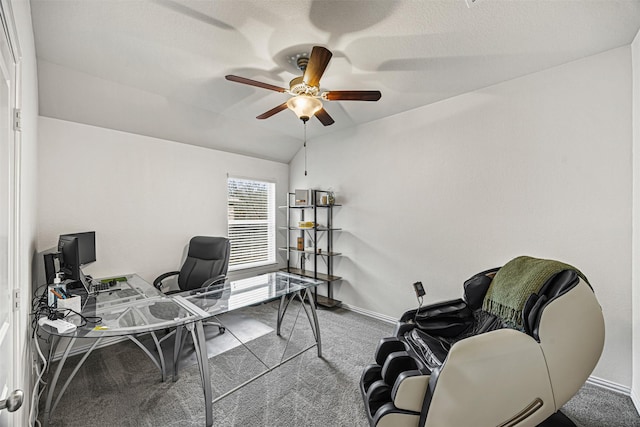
[279,189,342,308]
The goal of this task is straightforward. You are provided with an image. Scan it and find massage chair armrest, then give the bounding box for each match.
[393,322,415,337]
[396,299,473,338]
[391,370,430,413]
[399,299,466,323]
[423,329,556,427]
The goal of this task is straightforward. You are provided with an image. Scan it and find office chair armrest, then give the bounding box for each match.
[153,271,180,289]
[202,274,226,290]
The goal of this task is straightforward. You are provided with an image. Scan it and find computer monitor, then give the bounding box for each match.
[58,235,81,281]
[62,231,96,265]
[57,231,96,282]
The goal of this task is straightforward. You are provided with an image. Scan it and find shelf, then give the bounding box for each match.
[278,247,342,256]
[280,268,342,283]
[279,226,342,231]
[279,205,312,209]
[315,294,341,308]
[283,191,342,309]
[278,204,341,209]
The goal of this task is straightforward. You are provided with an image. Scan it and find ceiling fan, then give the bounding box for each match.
[225,46,382,126]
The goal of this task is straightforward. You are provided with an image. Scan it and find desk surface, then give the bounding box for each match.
[180,271,322,316]
[41,272,321,338]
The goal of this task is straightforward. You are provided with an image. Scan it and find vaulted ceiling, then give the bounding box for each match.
[30,0,640,163]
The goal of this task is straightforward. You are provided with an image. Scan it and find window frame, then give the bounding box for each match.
[227,176,276,271]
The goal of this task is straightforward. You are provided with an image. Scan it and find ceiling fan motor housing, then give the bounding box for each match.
[289,76,319,96]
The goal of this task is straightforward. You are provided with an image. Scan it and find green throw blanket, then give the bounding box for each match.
[482,256,589,329]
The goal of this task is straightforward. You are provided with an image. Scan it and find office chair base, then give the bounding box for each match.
[537,411,577,427]
[202,321,225,334]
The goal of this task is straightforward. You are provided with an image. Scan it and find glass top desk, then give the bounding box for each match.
[39,271,322,427]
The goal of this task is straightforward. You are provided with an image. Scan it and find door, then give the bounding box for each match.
[0,2,20,424]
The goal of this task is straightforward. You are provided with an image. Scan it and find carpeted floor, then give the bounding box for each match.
[39,300,640,427]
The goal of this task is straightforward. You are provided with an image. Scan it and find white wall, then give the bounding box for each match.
[290,47,632,387]
[37,117,288,285]
[11,0,39,425]
[632,30,640,410]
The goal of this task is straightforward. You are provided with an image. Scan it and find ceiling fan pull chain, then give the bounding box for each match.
[304,121,308,176]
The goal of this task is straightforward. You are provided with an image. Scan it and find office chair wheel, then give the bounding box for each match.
[219,326,225,334]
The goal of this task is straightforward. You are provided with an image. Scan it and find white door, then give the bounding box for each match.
[0,2,20,424]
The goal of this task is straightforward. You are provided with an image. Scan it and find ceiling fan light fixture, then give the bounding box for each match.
[286,95,322,122]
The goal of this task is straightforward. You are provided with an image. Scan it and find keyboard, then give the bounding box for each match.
[91,282,111,292]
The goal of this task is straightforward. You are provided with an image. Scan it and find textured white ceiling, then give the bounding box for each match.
[31,0,640,163]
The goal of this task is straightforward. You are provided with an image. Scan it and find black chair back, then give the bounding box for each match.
[178,236,230,291]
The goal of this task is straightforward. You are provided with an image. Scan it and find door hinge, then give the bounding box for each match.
[13,108,21,131]
[13,289,19,311]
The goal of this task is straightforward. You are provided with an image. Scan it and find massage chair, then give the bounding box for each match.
[360,257,605,427]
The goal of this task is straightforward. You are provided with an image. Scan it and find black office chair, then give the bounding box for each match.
[154,235,230,295]
[152,236,230,335]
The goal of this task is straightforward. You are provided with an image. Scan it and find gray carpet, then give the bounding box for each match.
[39,300,639,426]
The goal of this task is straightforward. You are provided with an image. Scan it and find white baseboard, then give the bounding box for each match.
[631,387,640,415]
[586,375,631,395]
[339,302,396,324]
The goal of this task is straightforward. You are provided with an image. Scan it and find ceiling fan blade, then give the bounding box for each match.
[225,75,286,93]
[303,46,333,88]
[256,102,288,119]
[324,90,382,101]
[315,108,335,126]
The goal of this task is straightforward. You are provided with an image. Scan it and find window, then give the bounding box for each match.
[227,177,276,270]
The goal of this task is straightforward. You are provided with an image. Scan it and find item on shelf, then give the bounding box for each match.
[297,237,304,251]
[298,221,315,229]
[328,192,335,205]
[321,195,328,205]
[295,189,311,206]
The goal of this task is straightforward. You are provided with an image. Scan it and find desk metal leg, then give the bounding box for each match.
[190,321,213,427]
[277,290,322,357]
[277,294,292,336]
[127,333,166,382]
[46,336,61,376]
[43,336,104,426]
[302,289,322,357]
[173,325,182,381]
[173,325,188,382]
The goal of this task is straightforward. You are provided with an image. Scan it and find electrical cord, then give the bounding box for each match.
[31,284,102,330]
[28,331,47,426]
[28,283,102,424]
[29,283,50,426]
[413,295,424,323]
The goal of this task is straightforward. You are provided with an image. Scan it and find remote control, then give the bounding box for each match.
[413,281,426,298]
[38,317,77,334]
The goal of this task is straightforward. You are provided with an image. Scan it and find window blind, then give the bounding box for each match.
[227,177,275,270]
